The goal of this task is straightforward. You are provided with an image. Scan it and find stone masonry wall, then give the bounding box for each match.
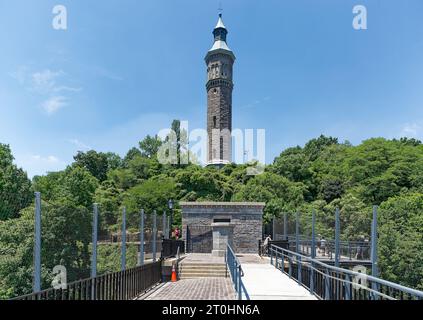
[181,202,264,254]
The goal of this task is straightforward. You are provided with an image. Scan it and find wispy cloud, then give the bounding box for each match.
[31,69,64,94]
[68,138,91,150]
[241,96,271,109]
[10,66,82,115]
[401,122,421,138]
[42,96,68,115]
[31,154,61,164]
[9,65,29,84]
[19,154,67,178]
[54,86,82,93]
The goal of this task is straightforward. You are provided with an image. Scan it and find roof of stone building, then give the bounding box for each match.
[180,202,266,208]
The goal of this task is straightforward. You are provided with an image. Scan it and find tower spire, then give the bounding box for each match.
[207,13,234,57]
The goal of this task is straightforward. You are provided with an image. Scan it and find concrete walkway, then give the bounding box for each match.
[241,256,317,300]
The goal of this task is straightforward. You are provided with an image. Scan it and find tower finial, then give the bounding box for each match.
[218,1,223,16]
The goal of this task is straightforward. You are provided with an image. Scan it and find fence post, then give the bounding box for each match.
[283,213,288,240]
[162,211,167,240]
[121,207,126,271]
[310,209,316,295]
[139,209,145,266]
[238,266,242,300]
[371,205,379,299]
[335,207,340,268]
[33,192,42,293]
[288,254,292,278]
[295,211,300,254]
[295,211,302,285]
[325,268,330,300]
[91,204,98,278]
[153,210,157,262]
[167,215,171,240]
[345,274,351,300]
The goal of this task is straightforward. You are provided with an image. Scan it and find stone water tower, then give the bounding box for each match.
[205,14,235,166]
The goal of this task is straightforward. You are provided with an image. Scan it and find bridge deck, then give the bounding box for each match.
[239,255,317,300]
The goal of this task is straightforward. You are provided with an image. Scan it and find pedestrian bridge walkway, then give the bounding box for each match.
[240,257,317,300]
[139,253,316,300]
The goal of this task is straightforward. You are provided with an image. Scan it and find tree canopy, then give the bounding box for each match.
[1,130,423,297]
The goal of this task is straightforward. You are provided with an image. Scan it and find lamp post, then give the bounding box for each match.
[168,199,174,239]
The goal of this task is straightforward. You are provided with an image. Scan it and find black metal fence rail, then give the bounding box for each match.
[161,239,185,259]
[12,261,162,301]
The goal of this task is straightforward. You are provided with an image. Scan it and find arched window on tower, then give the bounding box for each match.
[213,116,217,128]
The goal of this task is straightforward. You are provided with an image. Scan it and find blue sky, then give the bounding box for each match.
[1,0,422,177]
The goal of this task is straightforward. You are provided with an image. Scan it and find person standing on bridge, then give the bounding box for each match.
[263,234,272,255]
[355,235,365,260]
[174,227,180,240]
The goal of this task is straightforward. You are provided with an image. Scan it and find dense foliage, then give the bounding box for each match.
[0,132,422,298]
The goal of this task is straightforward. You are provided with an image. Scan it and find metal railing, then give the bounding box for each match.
[258,239,289,256]
[12,261,162,301]
[269,244,423,300]
[286,235,371,261]
[225,244,250,300]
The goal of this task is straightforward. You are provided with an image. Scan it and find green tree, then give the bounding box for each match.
[123,176,177,228]
[378,193,423,290]
[73,150,109,182]
[139,135,162,159]
[233,172,306,222]
[123,147,142,167]
[303,135,339,161]
[0,144,32,220]
[105,152,123,170]
[0,200,92,299]
[58,166,99,208]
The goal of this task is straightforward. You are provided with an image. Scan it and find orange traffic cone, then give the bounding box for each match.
[171,263,177,282]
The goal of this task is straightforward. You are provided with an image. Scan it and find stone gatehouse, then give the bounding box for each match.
[181,202,264,255]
